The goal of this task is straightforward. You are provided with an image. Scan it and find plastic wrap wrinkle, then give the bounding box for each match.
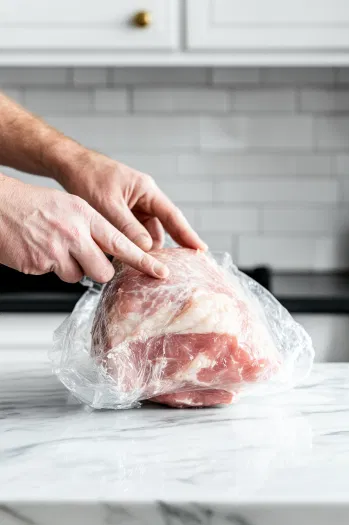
[51,247,314,409]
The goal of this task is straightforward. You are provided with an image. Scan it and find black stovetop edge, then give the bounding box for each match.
[279,297,349,314]
[1,293,348,314]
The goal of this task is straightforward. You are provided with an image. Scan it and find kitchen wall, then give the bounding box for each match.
[1,66,349,271]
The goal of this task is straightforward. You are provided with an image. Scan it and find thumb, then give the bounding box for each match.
[110,203,153,252]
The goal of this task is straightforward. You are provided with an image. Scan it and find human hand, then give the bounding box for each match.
[0,92,205,255]
[0,176,169,283]
[55,149,207,252]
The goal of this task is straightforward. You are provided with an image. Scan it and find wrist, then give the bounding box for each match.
[43,137,89,187]
[48,140,117,192]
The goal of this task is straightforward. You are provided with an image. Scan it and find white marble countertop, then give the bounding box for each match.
[2,351,349,525]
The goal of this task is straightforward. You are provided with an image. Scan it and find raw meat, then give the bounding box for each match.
[91,248,280,408]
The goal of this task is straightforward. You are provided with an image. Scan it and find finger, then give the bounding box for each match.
[70,237,115,284]
[142,217,164,250]
[90,212,169,279]
[54,256,84,284]
[149,188,207,251]
[111,203,153,252]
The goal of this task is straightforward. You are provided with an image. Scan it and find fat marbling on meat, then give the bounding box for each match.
[91,247,281,408]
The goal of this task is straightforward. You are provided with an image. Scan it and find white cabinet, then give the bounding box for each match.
[0,0,179,51]
[0,314,66,350]
[187,0,349,59]
[293,314,349,363]
[1,0,349,65]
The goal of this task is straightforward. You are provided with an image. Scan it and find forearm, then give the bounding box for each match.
[0,92,86,181]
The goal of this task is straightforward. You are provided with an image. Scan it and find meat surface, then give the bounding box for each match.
[91,248,280,408]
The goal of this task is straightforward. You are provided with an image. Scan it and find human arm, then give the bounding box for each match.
[0,174,169,282]
[0,92,206,253]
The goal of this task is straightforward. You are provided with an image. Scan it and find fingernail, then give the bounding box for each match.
[154,262,169,279]
[197,242,208,251]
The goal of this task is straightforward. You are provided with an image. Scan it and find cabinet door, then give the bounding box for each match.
[187,0,349,51]
[0,314,66,350]
[0,0,179,50]
[293,314,349,363]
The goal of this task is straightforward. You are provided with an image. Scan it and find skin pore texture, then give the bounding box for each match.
[0,92,206,283]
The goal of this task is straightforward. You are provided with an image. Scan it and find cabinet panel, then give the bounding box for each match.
[0,314,66,350]
[187,0,349,51]
[212,0,349,25]
[293,314,349,363]
[0,0,179,50]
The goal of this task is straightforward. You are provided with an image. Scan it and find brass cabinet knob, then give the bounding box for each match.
[133,10,152,28]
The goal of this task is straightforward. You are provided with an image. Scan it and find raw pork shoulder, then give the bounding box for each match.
[91,248,280,408]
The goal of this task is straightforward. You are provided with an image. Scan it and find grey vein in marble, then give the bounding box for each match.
[1,351,349,524]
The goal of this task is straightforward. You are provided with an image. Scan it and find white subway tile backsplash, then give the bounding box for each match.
[24,89,91,114]
[197,232,237,257]
[300,89,349,113]
[214,178,337,204]
[329,208,349,234]
[314,237,349,270]
[133,88,230,113]
[315,117,349,150]
[200,116,313,151]
[232,89,296,112]
[46,116,200,151]
[197,207,258,232]
[94,89,128,112]
[336,155,349,175]
[262,206,349,234]
[262,68,335,85]
[237,236,347,270]
[2,66,349,271]
[338,175,349,202]
[175,207,197,229]
[109,153,178,178]
[0,88,23,104]
[238,236,316,269]
[157,181,212,203]
[112,68,208,85]
[72,68,108,86]
[262,207,324,233]
[178,153,332,177]
[0,68,67,86]
[212,68,260,85]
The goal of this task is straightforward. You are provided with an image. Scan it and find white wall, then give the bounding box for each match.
[1,66,349,270]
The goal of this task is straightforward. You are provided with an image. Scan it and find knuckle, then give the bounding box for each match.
[61,264,83,283]
[70,195,89,216]
[34,253,51,275]
[20,264,32,275]
[139,253,152,272]
[61,271,82,284]
[110,230,123,253]
[135,171,156,191]
[95,265,115,284]
[142,173,156,188]
[54,222,82,246]
[67,225,81,243]
[120,222,134,238]
[45,242,60,261]
[53,213,83,244]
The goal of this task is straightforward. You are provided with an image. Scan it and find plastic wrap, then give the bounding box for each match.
[51,247,314,409]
